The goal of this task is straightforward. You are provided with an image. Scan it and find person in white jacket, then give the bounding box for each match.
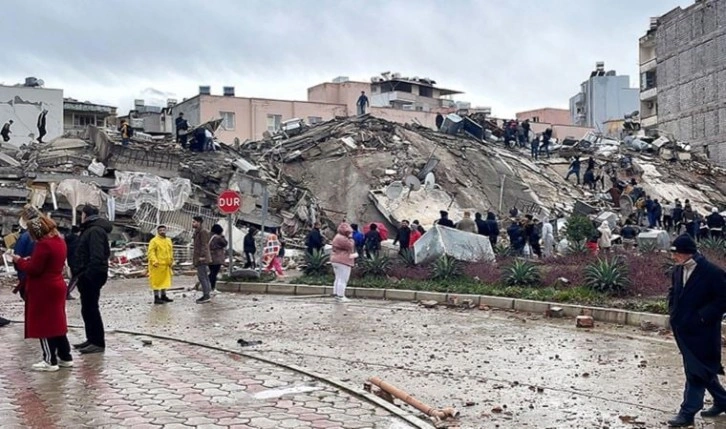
[598,221,613,253]
[542,219,555,258]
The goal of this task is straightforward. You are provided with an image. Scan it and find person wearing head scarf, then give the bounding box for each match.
[11,206,71,372]
[262,234,284,277]
[331,222,355,302]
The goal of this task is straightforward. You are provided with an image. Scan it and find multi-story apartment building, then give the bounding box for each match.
[640,0,726,164]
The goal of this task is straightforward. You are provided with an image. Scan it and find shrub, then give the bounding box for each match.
[431,255,462,280]
[567,239,589,255]
[626,254,670,297]
[700,237,726,255]
[563,214,596,244]
[387,263,431,281]
[359,253,393,277]
[399,249,417,267]
[584,256,630,295]
[501,259,541,286]
[463,261,503,285]
[637,240,658,255]
[303,250,330,276]
[494,243,513,257]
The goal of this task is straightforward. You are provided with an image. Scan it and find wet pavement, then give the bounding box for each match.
[3,278,726,428]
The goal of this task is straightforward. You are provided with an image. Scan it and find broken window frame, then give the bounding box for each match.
[267,114,282,132]
[220,111,235,130]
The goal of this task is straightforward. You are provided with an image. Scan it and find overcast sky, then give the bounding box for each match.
[1,0,689,118]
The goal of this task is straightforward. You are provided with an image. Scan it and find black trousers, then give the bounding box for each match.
[244,252,256,268]
[209,264,221,290]
[680,371,726,417]
[40,336,71,365]
[78,275,107,348]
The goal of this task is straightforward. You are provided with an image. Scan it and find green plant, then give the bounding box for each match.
[501,259,541,286]
[584,256,630,295]
[359,253,393,277]
[563,214,596,244]
[431,255,462,280]
[637,240,658,254]
[303,250,330,276]
[567,239,589,255]
[399,249,417,267]
[699,237,726,254]
[494,243,513,257]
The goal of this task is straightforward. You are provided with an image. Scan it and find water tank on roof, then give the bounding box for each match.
[332,76,349,83]
[24,77,39,87]
[199,86,211,95]
[606,70,616,76]
[223,86,235,96]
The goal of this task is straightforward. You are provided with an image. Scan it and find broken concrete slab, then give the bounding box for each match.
[414,225,495,264]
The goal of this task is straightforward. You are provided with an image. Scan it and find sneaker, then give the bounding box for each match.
[58,360,74,368]
[338,297,350,303]
[153,297,165,305]
[78,344,105,354]
[32,361,59,372]
[161,295,174,303]
[196,296,211,304]
[72,341,89,350]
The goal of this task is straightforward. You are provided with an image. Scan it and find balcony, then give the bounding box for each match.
[641,115,658,128]
[639,58,657,73]
[640,87,658,101]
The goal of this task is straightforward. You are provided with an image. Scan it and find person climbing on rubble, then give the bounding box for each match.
[1,119,13,142]
[305,222,325,256]
[565,156,581,185]
[393,220,412,255]
[456,211,477,233]
[192,216,213,304]
[507,219,525,256]
[37,110,48,143]
[587,156,596,171]
[119,120,132,146]
[435,210,455,228]
[331,222,356,302]
[435,113,444,130]
[583,167,596,191]
[175,112,189,148]
[364,223,382,258]
[243,227,258,269]
[485,212,499,247]
[147,225,174,305]
[357,91,369,116]
[707,208,725,239]
[541,127,552,158]
[208,224,228,293]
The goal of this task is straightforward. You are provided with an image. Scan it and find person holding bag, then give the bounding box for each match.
[331,222,356,302]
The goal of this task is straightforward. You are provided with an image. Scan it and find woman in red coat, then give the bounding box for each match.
[12,207,71,372]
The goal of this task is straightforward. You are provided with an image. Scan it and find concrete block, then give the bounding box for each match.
[216,282,240,293]
[295,285,327,296]
[384,289,417,302]
[238,283,268,294]
[479,295,514,310]
[350,288,386,300]
[591,308,629,325]
[266,284,296,295]
[626,311,669,329]
[415,291,448,303]
[513,299,551,314]
[448,294,481,307]
[576,315,594,328]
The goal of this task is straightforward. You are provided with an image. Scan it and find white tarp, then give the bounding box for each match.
[57,179,105,225]
[414,225,495,264]
[111,171,191,213]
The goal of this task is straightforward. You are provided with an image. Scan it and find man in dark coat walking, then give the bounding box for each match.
[666,234,726,427]
[393,220,411,255]
[305,222,324,255]
[243,227,258,268]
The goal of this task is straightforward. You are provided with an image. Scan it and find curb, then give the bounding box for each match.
[218,281,670,329]
[111,329,434,429]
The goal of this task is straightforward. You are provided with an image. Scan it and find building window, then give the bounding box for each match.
[73,114,99,127]
[308,116,322,125]
[267,114,282,132]
[419,86,433,98]
[532,116,540,122]
[220,111,235,130]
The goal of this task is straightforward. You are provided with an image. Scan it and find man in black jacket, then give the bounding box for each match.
[37,109,48,143]
[175,112,189,148]
[436,211,455,228]
[667,234,726,427]
[485,212,499,247]
[73,205,112,354]
[305,222,324,255]
[707,208,725,239]
[475,212,489,236]
[393,220,411,255]
[364,223,382,258]
[243,227,258,268]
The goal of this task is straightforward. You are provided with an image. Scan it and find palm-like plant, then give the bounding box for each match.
[637,240,658,254]
[699,237,726,255]
[399,249,417,267]
[567,240,588,255]
[359,253,392,277]
[303,250,330,276]
[584,256,630,295]
[431,255,462,280]
[501,260,541,286]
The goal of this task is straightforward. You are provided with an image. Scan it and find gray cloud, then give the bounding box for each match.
[0,0,690,116]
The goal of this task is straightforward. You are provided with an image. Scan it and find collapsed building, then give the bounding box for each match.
[1,112,726,271]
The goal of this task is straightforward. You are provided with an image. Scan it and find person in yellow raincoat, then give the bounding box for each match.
[148,225,174,304]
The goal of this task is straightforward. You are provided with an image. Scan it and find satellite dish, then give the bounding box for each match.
[37,79,45,87]
[385,181,404,199]
[424,172,436,190]
[631,110,640,117]
[404,175,421,191]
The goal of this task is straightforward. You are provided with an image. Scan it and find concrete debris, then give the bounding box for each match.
[576,315,595,328]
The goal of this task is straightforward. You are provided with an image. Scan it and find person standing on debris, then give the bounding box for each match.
[518,122,527,148]
[620,221,639,250]
[435,113,444,130]
[635,195,647,226]
[147,225,174,305]
[64,226,80,300]
[507,220,525,256]
[456,211,477,233]
[541,127,552,159]
[357,91,369,116]
[208,224,228,293]
[73,205,111,355]
[37,110,48,143]
[351,224,365,258]
[475,212,489,236]
[530,133,539,160]
[364,223,382,258]
[12,206,72,372]
[243,227,258,269]
[485,212,499,247]
[583,167,596,191]
[1,119,13,142]
[331,222,356,302]
[192,216,213,304]
[707,208,725,239]
[393,220,412,255]
[542,218,555,258]
[119,120,132,146]
[665,234,726,427]
[522,120,531,143]
[305,222,325,256]
[587,156,596,171]
[565,156,581,185]
[436,211,455,228]
[598,221,613,253]
[175,112,189,148]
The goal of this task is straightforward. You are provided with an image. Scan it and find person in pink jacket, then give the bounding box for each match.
[330,222,356,302]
